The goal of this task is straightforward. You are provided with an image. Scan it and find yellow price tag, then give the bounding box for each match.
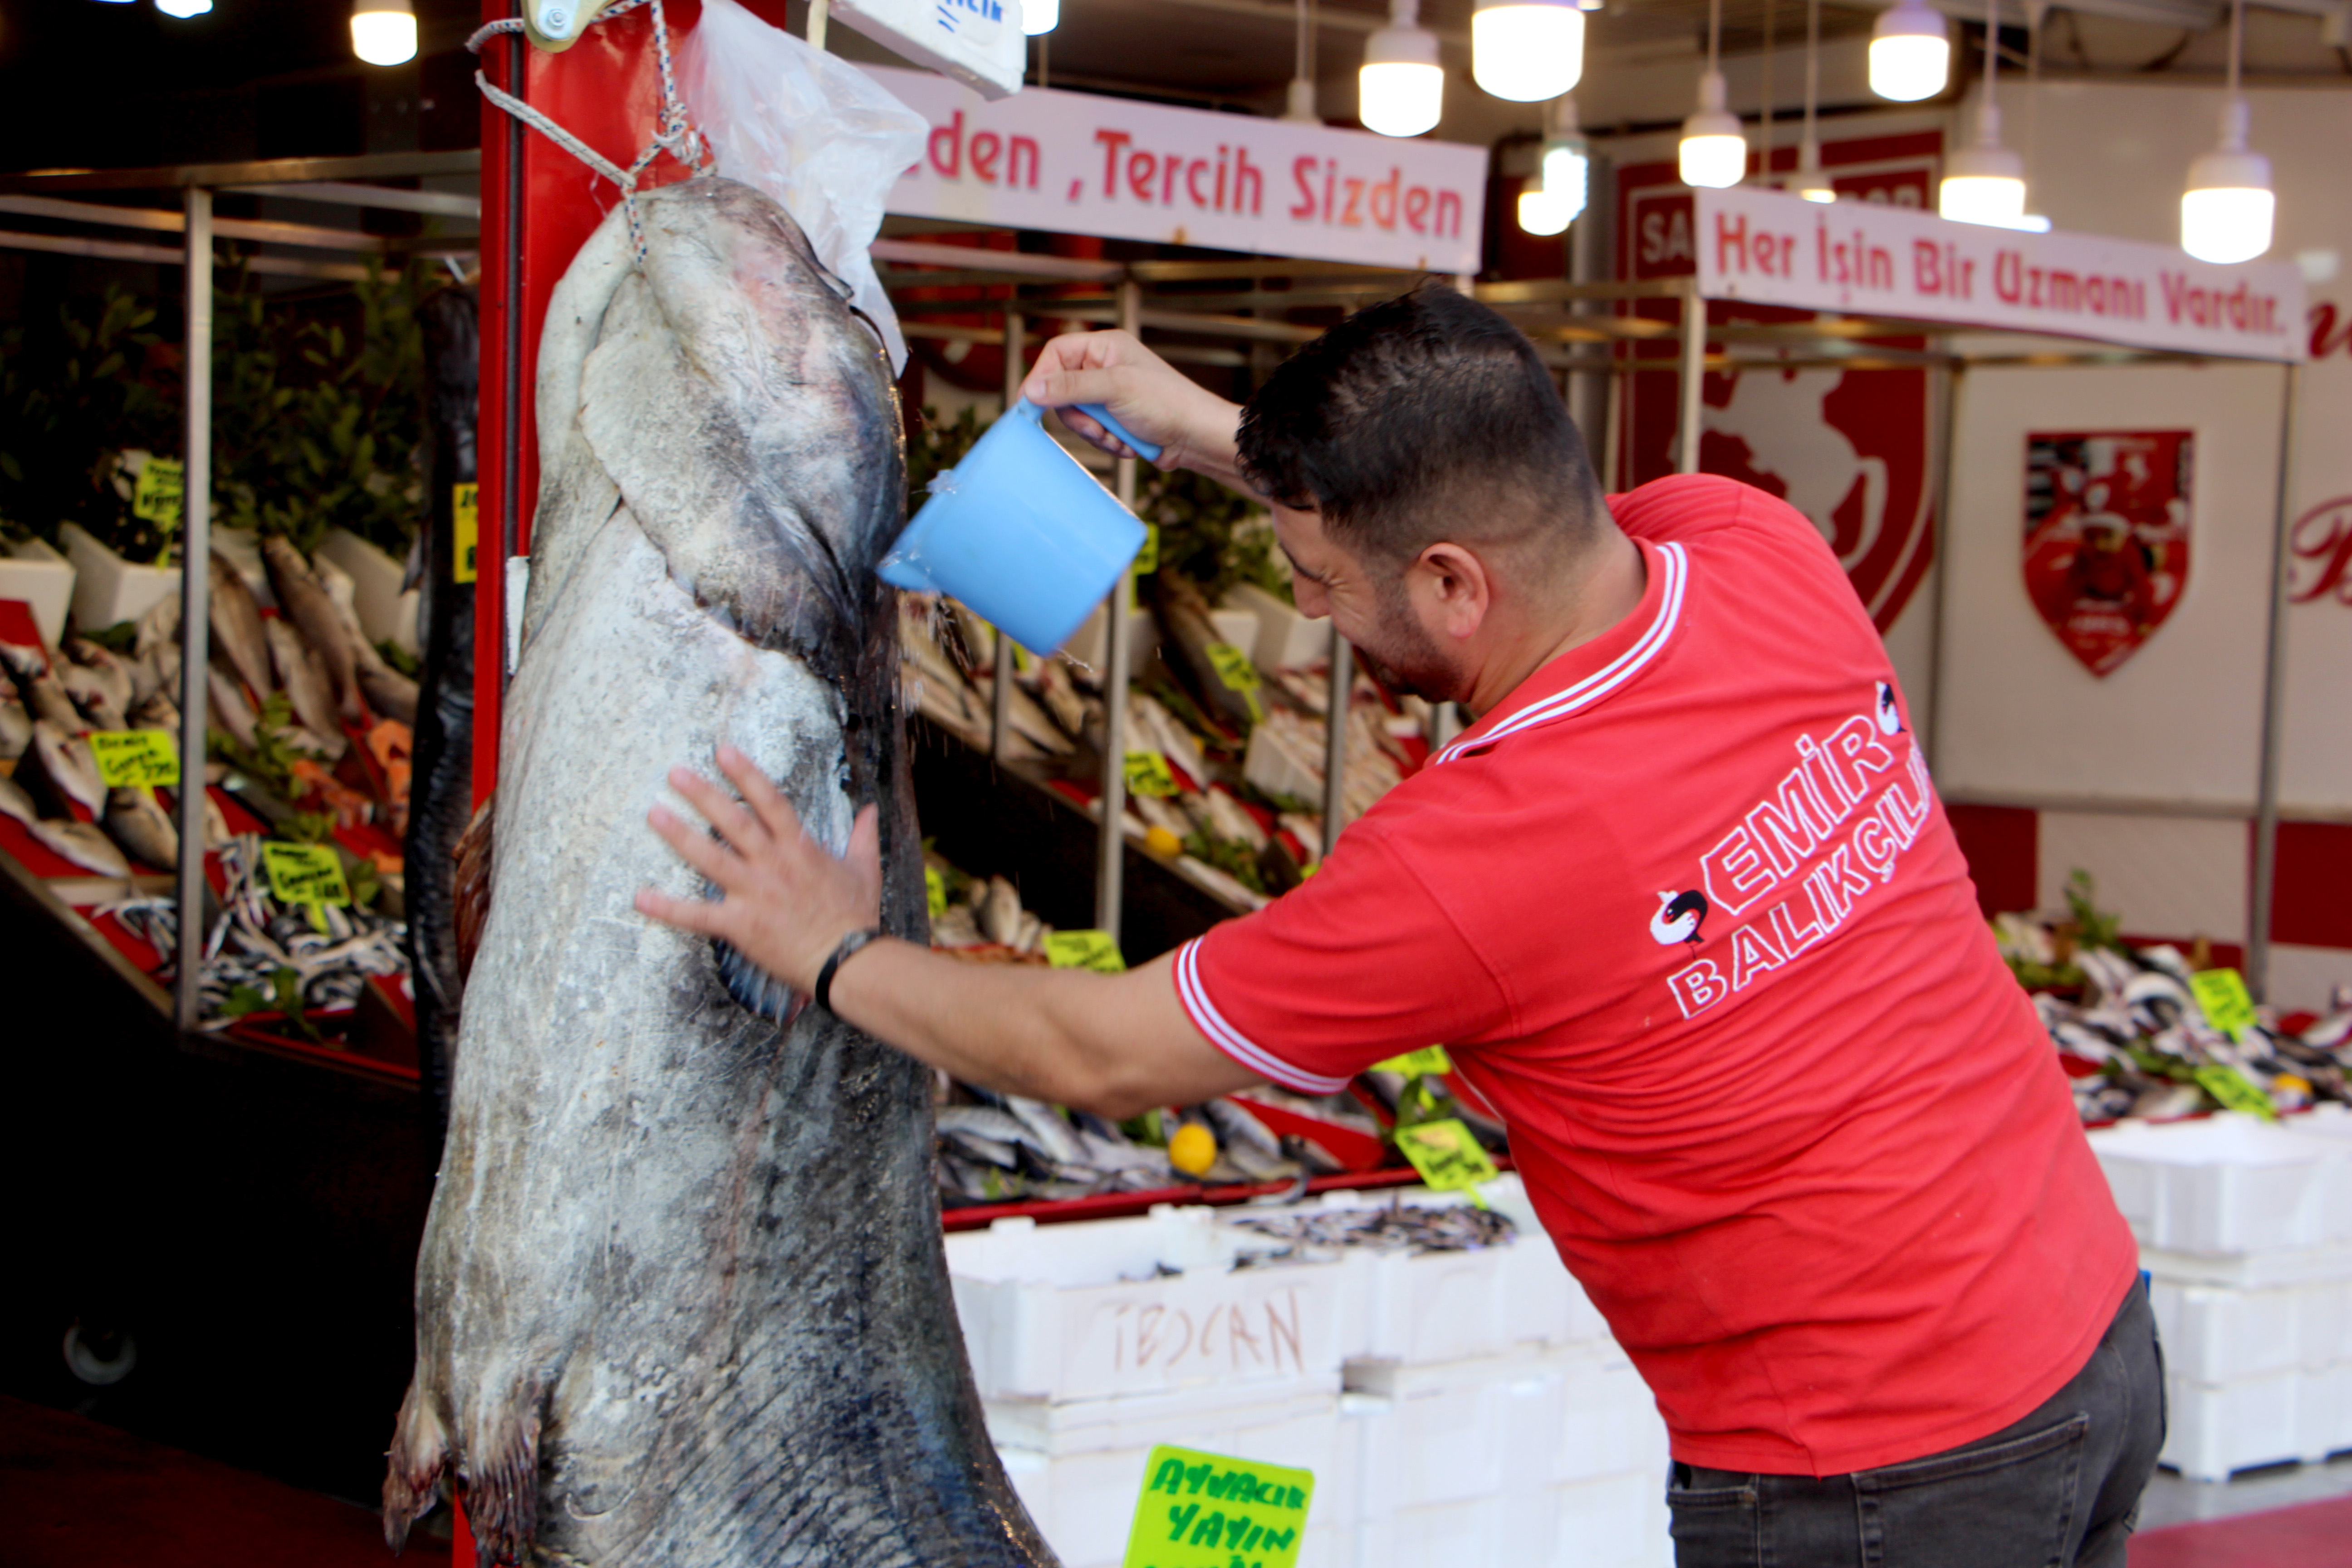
[453,482,480,584]
[2189,969,2258,1043]
[1373,1045,1453,1078]
[262,841,351,908]
[1133,522,1160,576]
[926,864,948,919]
[1124,1445,1314,1568]
[1395,1118,1499,1196]
[1045,929,1127,973]
[1204,642,1264,723]
[88,730,181,789]
[132,456,185,526]
[2194,1063,2278,1122]
[1125,749,1179,798]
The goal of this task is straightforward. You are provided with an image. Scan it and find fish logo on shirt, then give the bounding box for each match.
[1650,889,1710,947]
[1875,680,1904,736]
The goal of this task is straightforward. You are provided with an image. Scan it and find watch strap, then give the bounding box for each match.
[813,926,883,1014]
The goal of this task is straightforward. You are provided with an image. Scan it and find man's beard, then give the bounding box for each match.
[1350,573,1463,704]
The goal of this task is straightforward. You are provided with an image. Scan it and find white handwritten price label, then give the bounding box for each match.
[1395,1117,1499,1197]
[1124,1445,1313,1568]
[88,729,180,789]
[1045,929,1127,973]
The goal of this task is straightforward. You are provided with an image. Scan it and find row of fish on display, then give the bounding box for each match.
[1993,912,2352,1123]
[0,532,423,1029]
[897,588,1429,915]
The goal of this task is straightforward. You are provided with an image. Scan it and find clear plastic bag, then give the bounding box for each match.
[676,0,925,372]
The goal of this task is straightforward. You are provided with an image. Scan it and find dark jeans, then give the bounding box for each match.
[1667,1280,2165,1568]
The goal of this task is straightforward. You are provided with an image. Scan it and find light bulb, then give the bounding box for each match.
[1283,77,1319,123]
[1361,0,1443,138]
[1543,142,1590,220]
[1794,137,1836,202]
[157,0,212,15]
[1020,0,1058,37]
[1869,0,1949,102]
[1519,187,1573,235]
[1472,0,1585,103]
[2180,98,2274,264]
[1680,69,1746,189]
[351,0,417,66]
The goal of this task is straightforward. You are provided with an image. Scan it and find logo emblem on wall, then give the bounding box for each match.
[1617,138,1944,634]
[2022,430,2194,676]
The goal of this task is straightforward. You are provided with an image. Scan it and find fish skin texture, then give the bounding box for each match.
[386,180,1054,1568]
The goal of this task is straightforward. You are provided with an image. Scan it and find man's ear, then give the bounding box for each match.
[1412,541,1493,642]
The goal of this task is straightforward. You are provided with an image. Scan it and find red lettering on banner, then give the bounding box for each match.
[1436,189,1462,238]
[1371,168,1401,230]
[1994,249,2022,304]
[2313,302,2352,359]
[1341,177,1364,227]
[1127,150,1157,201]
[931,109,967,178]
[1007,136,1038,190]
[1405,186,1430,233]
[1290,156,1318,219]
[1187,158,1210,207]
[1095,128,1131,196]
[1717,211,1750,273]
[1233,146,1264,215]
[969,130,1000,184]
[2159,272,2280,336]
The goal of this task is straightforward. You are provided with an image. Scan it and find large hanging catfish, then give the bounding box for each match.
[384,178,1054,1568]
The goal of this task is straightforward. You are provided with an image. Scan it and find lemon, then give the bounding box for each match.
[1169,1122,1217,1177]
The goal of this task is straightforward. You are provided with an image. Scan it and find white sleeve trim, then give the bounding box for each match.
[1174,938,1354,1096]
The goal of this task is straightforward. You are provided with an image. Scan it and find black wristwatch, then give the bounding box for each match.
[813,927,883,1014]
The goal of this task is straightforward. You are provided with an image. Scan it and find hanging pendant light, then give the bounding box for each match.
[1473,0,1586,103]
[157,0,214,16]
[1680,0,1745,190]
[1520,93,1589,235]
[1361,0,1444,138]
[351,0,418,65]
[1020,0,1058,36]
[1871,0,1950,102]
[1283,0,1320,122]
[2181,0,2274,263]
[1940,0,2027,226]
[1794,0,1836,200]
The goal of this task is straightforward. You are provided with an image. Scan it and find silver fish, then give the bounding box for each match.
[264,534,363,723]
[129,690,179,733]
[14,665,82,732]
[57,661,127,732]
[24,720,105,816]
[207,664,259,750]
[132,593,181,702]
[63,636,136,713]
[1004,1095,1088,1167]
[31,817,131,878]
[0,773,37,826]
[265,617,345,758]
[316,554,422,726]
[384,180,1050,1568]
[209,550,274,699]
[103,786,178,871]
[0,696,29,760]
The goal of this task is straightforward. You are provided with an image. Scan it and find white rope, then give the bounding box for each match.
[466,0,712,268]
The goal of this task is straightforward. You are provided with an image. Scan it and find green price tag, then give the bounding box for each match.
[1373,1045,1453,1078]
[1124,1444,1314,1568]
[88,729,181,788]
[1395,1118,1499,1196]
[453,483,480,584]
[2189,968,2258,1042]
[925,864,948,919]
[262,842,351,908]
[1205,642,1266,724]
[1045,929,1127,973]
[132,456,185,526]
[1134,522,1160,576]
[2194,1063,2279,1122]
[1125,749,1179,798]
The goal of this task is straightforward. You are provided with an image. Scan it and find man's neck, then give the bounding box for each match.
[1461,528,1648,716]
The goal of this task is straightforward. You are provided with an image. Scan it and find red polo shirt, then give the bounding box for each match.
[1174,474,2136,1477]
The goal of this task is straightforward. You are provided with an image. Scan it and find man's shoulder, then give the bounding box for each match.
[1608,473,1811,547]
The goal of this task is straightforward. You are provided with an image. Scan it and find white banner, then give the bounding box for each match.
[1694,186,2306,363]
[859,64,1487,274]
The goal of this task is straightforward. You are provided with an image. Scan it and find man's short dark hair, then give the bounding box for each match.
[1236,285,1606,571]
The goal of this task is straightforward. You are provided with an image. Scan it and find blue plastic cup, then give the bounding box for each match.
[878,400,1152,655]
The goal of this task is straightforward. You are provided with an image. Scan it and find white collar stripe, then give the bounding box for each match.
[1434,541,1688,766]
[1175,939,1352,1095]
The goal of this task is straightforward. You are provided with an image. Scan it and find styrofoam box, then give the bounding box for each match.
[991,1375,1341,1568]
[2161,1359,2352,1480]
[1350,1471,1671,1568]
[60,522,179,632]
[0,535,75,647]
[1345,1342,1670,1516]
[1220,581,1330,674]
[2141,1239,2352,1290]
[1059,600,1156,671]
[2088,1113,2352,1254]
[316,527,421,655]
[1315,1180,1612,1363]
[946,1207,1362,1402]
[2149,1277,2352,1383]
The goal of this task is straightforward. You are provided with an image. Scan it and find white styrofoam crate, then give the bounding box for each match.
[992,1379,1341,1568]
[2141,1240,2352,1290]
[2161,1359,2352,1480]
[0,535,75,647]
[60,521,179,633]
[1343,1470,1670,1568]
[1345,1342,1670,1514]
[1220,581,1328,673]
[2088,1113,2352,1255]
[316,528,422,654]
[2149,1277,2352,1384]
[946,1207,1361,1402]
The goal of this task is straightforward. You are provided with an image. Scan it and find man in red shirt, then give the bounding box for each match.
[639,288,2160,1567]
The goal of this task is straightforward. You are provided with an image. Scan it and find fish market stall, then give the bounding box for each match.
[0,149,482,1083]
